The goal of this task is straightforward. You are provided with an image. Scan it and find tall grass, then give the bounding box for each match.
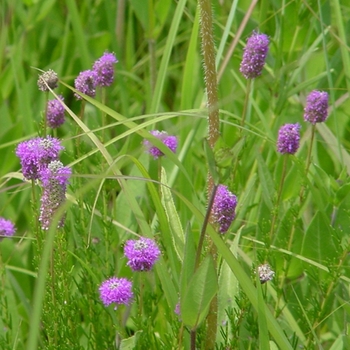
[1,0,349,349]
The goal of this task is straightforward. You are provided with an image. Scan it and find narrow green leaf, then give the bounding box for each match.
[181,255,218,329]
[257,153,274,210]
[161,167,185,262]
[257,276,270,350]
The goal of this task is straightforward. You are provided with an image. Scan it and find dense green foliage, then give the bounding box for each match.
[1,0,349,349]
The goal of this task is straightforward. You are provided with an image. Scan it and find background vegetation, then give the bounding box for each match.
[1,0,349,349]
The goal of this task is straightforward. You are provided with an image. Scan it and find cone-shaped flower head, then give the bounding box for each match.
[74,69,97,99]
[47,95,65,128]
[240,32,269,79]
[39,160,71,230]
[37,69,59,91]
[99,277,133,307]
[211,185,237,233]
[124,237,161,271]
[0,218,16,239]
[304,90,329,124]
[277,123,301,155]
[143,130,178,159]
[258,263,275,284]
[93,52,118,87]
[16,137,64,181]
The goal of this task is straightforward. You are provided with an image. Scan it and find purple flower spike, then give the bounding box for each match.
[74,70,97,100]
[16,137,64,181]
[277,123,301,155]
[304,90,329,124]
[240,32,269,79]
[143,130,178,159]
[93,52,118,87]
[39,161,71,230]
[211,185,237,234]
[124,237,161,271]
[0,218,16,239]
[99,277,133,307]
[47,95,65,128]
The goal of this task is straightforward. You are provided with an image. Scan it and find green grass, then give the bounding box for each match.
[1,0,349,349]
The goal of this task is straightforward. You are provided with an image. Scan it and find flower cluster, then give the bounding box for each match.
[304,90,329,124]
[15,136,64,181]
[240,32,269,79]
[39,161,71,230]
[37,69,59,91]
[0,218,16,239]
[74,52,118,99]
[99,277,133,308]
[124,237,160,271]
[277,123,301,155]
[93,52,118,87]
[47,95,65,128]
[143,130,178,159]
[211,185,237,233]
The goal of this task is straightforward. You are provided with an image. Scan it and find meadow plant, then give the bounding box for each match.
[2,2,349,350]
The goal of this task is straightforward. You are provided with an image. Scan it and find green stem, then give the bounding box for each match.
[269,155,288,243]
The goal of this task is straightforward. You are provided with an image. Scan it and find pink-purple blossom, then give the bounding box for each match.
[304,90,329,124]
[74,70,97,100]
[240,32,269,79]
[143,130,178,159]
[99,277,133,307]
[211,185,237,234]
[16,137,64,181]
[47,95,65,128]
[0,218,16,239]
[124,237,160,271]
[277,123,301,155]
[93,52,118,87]
[39,160,71,230]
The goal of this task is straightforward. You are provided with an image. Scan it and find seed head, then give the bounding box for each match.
[37,69,59,91]
[258,264,275,284]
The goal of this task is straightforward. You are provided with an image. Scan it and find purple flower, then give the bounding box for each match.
[240,32,269,79]
[304,90,329,124]
[0,218,16,239]
[74,70,97,100]
[16,137,64,181]
[93,52,118,87]
[37,69,59,91]
[211,185,237,234]
[39,161,71,230]
[47,95,65,128]
[99,277,133,307]
[277,123,301,155]
[143,130,178,159]
[124,237,161,271]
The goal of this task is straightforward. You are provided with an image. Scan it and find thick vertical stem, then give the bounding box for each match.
[198,0,220,348]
